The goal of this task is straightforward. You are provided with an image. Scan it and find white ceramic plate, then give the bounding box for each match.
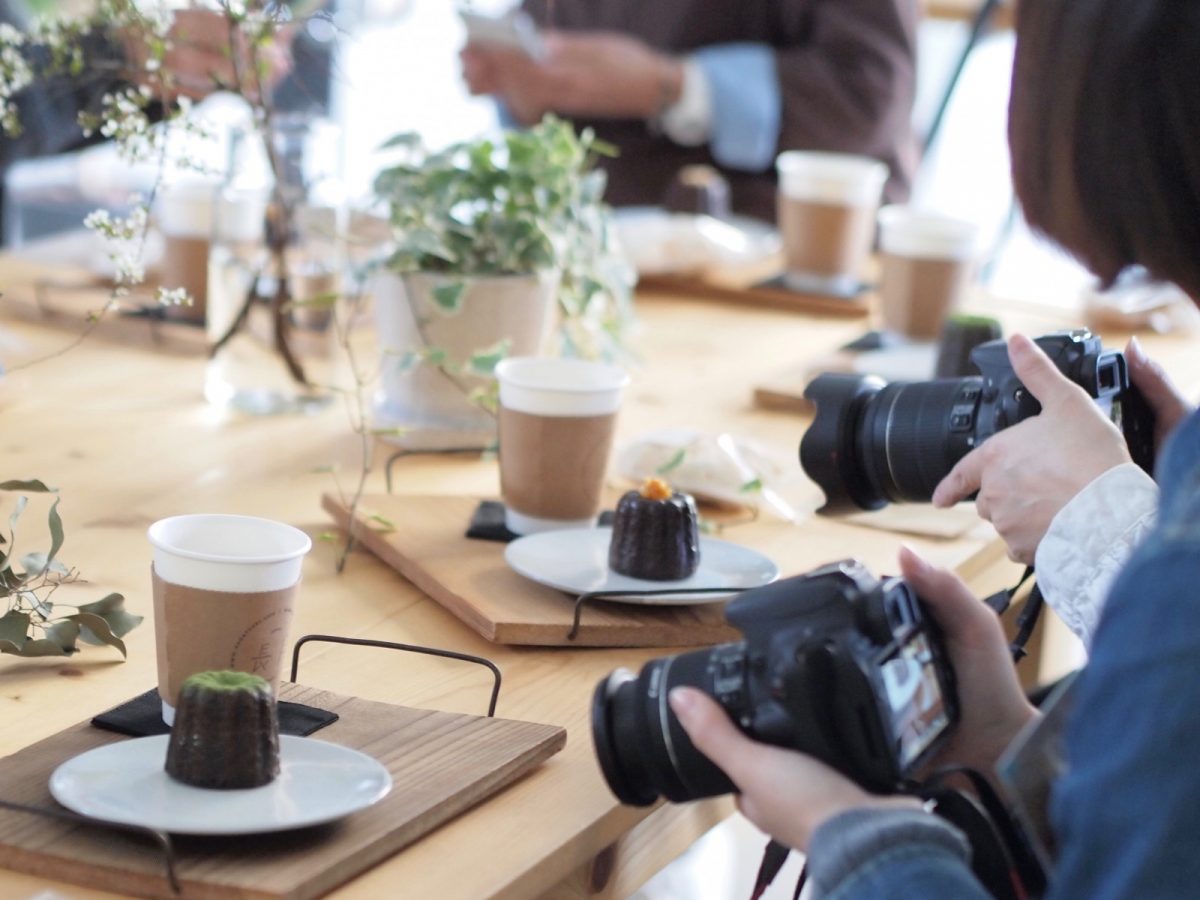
[504,527,779,605]
[50,735,392,835]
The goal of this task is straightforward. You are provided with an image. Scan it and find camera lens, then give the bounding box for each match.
[591,648,738,806]
[801,374,981,512]
[860,379,980,503]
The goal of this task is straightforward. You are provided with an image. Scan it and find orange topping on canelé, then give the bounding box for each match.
[639,478,673,501]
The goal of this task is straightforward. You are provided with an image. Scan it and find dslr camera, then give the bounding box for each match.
[800,329,1156,513]
[591,560,958,805]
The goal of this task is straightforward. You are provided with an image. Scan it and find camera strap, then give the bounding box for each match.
[982,566,1045,663]
[748,838,804,900]
[920,768,1047,900]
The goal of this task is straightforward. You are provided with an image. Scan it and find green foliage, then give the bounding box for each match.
[0,483,142,659]
[656,449,687,476]
[374,116,635,359]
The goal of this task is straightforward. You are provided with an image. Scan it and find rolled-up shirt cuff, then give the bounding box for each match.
[808,807,972,898]
[1034,462,1158,650]
[659,57,712,147]
[691,43,781,171]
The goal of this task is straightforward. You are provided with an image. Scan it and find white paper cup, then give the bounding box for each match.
[495,358,629,535]
[775,151,888,296]
[877,206,981,339]
[148,514,312,725]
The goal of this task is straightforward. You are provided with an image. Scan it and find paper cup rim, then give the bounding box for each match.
[148,514,312,565]
[877,205,981,259]
[775,151,888,180]
[494,357,630,394]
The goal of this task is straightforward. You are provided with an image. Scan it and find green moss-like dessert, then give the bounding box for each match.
[609,478,701,581]
[165,670,280,790]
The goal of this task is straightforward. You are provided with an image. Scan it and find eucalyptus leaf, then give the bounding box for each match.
[12,638,72,657]
[45,497,64,567]
[75,592,127,617]
[8,495,27,534]
[44,619,81,653]
[19,552,49,576]
[69,612,129,658]
[0,479,56,493]
[75,593,141,638]
[0,610,31,645]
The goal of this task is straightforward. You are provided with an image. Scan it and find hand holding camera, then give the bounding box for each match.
[931,335,1136,564]
[591,550,1038,855]
[802,329,1159,565]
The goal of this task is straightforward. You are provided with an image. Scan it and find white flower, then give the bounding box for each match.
[156,286,192,307]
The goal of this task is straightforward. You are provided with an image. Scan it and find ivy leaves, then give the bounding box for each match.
[0,482,142,659]
[373,116,635,359]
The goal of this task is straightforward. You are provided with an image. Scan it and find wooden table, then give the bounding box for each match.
[0,248,1192,900]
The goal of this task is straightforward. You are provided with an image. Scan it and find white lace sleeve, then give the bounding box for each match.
[1034,463,1159,650]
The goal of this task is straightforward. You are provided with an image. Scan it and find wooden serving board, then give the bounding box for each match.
[633,247,872,317]
[323,493,743,648]
[322,493,998,646]
[638,269,873,317]
[0,683,565,900]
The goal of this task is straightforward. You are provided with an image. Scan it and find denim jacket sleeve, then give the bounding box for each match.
[807,807,988,900]
[1045,410,1200,899]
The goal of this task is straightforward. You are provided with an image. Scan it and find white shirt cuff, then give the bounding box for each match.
[1034,463,1159,650]
[659,57,713,147]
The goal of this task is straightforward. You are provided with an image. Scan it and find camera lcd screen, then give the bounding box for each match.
[879,631,951,770]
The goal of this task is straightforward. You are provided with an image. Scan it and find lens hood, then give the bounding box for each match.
[801,373,888,513]
[590,669,658,807]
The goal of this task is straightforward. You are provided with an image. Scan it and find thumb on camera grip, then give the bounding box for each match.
[1007,333,1082,408]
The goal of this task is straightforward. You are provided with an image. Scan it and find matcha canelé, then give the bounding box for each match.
[165,670,281,789]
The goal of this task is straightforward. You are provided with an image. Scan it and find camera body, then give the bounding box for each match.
[801,329,1156,513]
[591,560,958,806]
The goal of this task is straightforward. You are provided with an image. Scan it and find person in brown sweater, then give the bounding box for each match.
[461,0,918,221]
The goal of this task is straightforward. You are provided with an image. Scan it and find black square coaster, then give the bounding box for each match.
[91,688,339,737]
[465,500,614,543]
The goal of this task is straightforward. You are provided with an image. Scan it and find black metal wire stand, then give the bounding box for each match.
[0,798,180,895]
[289,633,503,717]
[566,587,744,641]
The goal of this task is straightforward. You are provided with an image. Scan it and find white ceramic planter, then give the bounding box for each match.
[372,269,560,449]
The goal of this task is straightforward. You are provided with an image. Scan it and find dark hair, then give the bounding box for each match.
[1009,1,1200,297]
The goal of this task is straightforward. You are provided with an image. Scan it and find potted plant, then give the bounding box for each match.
[369,115,635,449]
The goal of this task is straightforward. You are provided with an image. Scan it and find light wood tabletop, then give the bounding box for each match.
[1,246,1194,899]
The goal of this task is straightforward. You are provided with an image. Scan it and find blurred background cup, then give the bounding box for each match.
[775,151,888,297]
[877,206,981,341]
[154,179,220,324]
[148,514,312,725]
[496,357,630,535]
